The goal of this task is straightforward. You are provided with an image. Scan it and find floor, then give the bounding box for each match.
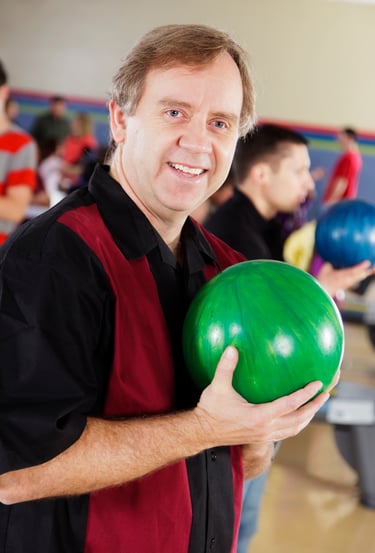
[250,321,375,553]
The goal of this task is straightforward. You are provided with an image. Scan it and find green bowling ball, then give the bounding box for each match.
[182,260,344,403]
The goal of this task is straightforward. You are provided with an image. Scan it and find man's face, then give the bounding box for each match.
[337,131,351,149]
[0,84,9,112]
[265,144,314,214]
[51,100,66,119]
[109,52,243,224]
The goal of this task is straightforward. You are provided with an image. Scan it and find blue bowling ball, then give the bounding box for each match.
[315,199,375,268]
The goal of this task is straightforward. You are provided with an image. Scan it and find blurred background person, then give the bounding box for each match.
[60,111,98,191]
[62,111,98,165]
[30,138,65,213]
[30,95,70,151]
[322,127,362,205]
[0,59,37,244]
[5,97,20,125]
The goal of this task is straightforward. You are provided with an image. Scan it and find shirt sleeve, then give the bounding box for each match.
[0,228,113,473]
[7,136,38,190]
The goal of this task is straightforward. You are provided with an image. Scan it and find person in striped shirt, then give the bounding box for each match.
[0,60,37,244]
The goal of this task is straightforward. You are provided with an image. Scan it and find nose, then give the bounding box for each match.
[306,172,315,193]
[178,118,213,155]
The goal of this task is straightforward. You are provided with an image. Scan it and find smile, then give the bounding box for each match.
[168,162,206,176]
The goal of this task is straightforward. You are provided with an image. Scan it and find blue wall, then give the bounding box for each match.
[10,90,110,146]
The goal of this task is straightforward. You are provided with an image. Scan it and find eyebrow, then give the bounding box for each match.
[158,97,240,126]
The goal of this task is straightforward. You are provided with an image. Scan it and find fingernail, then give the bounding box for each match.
[224,346,237,359]
[313,381,323,393]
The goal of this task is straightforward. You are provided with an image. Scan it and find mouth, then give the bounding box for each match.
[168,162,207,177]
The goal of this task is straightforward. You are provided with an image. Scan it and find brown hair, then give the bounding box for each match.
[107,24,256,158]
[73,112,94,136]
[0,60,8,87]
[233,124,309,185]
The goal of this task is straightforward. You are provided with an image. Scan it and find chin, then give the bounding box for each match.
[165,195,205,214]
[282,206,297,214]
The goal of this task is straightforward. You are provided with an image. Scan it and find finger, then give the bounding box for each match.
[330,263,372,291]
[352,263,372,281]
[353,260,371,270]
[326,368,341,392]
[299,388,330,414]
[267,380,324,418]
[347,260,371,279]
[271,390,330,441]
[211,346,239,391]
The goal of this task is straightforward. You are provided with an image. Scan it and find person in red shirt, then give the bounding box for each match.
[60,111,98,189]
[0,59,37,244]
[322,127,362,204]
[62,112,98,165]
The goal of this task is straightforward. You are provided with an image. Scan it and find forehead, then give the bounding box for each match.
[275,143,309,166]
[139,52,243,112]
[52,100,65,109]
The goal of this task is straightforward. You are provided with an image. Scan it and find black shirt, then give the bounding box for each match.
[205,188,285,261]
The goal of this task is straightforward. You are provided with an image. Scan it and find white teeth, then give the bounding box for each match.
[170,163,205,176]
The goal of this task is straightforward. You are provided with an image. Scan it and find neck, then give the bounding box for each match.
[169,235,185,264]
[109,151,186,258]
[347,142,358,152]
[156,219,184,257]
[238,184,276,220]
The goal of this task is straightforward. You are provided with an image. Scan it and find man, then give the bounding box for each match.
[30,94,70,149]
[205,123,373,552]
[322,127,362,204]
[0,60,37,245]
[0,27,337,553]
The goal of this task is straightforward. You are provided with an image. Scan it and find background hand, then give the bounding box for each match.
[316,260,375,296]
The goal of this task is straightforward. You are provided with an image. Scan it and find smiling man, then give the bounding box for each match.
[0,26,337,553]
[108,52,243,253]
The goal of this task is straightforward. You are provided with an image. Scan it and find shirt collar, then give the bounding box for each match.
[88,164,217,271]
[233,188,276,232]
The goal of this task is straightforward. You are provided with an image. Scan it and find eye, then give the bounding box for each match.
[212,120,228,130]
[166,109,182,118]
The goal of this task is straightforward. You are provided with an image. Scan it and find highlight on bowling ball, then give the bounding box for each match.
[315,199,375,268]
[182,260,344,404]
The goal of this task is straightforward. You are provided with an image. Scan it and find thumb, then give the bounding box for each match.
[211,346,239,390]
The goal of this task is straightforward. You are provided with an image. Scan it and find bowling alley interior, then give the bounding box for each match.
[3,1,375,552]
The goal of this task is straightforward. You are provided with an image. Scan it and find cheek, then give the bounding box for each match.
[217,141,238,175]
[123,130,150,171]
[226,139,239,161]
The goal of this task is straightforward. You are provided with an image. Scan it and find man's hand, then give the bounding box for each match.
[316,260,375,297]
[195,346,338,448]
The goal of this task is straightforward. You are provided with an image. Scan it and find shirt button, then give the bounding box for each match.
[210,450,217,461]
[209,537,216,549]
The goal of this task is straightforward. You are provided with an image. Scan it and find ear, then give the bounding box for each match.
[250,162,271,185]
[108,100,127,144]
